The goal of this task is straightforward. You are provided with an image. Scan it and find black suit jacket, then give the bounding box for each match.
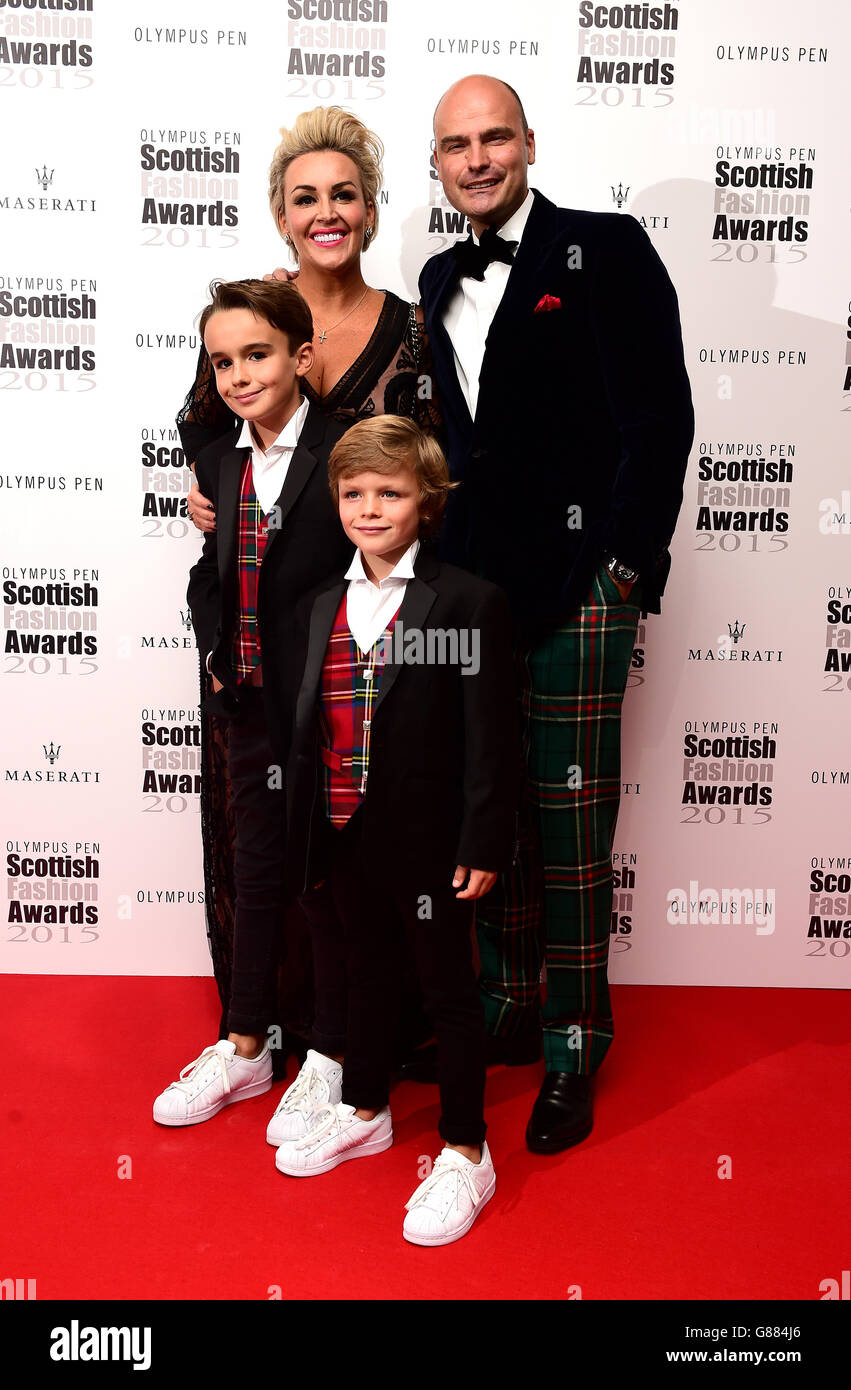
[286,544,519,895]
[418,190,694,631]
[186,405,354,758]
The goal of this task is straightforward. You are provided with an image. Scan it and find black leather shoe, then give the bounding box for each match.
[525,1072,593,1153]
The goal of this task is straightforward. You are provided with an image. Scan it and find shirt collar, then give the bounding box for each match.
[473,187,535,246]
[345,537,420,585]
[236,395,309,461]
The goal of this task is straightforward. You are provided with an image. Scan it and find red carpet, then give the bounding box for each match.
[2,976,848,1301]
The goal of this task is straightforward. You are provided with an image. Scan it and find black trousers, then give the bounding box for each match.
[224,689,288,1036]
[305,809,487,1147]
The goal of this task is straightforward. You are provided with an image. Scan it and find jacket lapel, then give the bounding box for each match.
[428,247,463,320]
[424,251,474,433]
[475,189,562,423]
[216,446,249,592]
[295,582,345,729]
[373,548,440,716]
[263,406,327,562]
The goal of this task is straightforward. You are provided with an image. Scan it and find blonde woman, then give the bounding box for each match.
[179,105,435,472]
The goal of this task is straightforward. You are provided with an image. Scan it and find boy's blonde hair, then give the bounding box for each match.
[268,106,384,250]
[328,417,457,538]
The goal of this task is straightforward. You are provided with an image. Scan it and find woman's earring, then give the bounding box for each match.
[283,233,293,247]
[364,226,373,243]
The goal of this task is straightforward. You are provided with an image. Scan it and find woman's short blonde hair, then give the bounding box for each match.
[328,417,458,538]
[268,106,384,250]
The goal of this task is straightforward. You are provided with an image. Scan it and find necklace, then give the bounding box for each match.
[316,286,370,344]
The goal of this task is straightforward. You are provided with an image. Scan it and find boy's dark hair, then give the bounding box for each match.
[199,278,313,353]
[328,416,458,539]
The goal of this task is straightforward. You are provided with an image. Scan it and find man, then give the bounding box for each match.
[419,75,694,1153]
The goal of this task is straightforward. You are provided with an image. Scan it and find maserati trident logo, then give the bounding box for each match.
[35,165,54,192]
[43,741,61,765]
[688,616,781,663]
[179,608,192,631]
[611,182,629,210]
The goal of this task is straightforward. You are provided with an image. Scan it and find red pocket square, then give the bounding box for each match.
[534,294,562,313]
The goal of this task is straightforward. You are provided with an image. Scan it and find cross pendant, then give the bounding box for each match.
[318,329,327,344]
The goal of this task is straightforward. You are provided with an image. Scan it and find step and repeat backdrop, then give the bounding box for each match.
[1,0,849,989]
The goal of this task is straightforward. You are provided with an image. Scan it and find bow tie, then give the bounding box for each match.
[452,226,518,282]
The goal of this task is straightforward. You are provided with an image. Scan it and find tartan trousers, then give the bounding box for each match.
[475,565,640,1074]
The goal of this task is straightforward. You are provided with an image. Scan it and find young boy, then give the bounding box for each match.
[276,416,519,1245]
[152,279,352,1129]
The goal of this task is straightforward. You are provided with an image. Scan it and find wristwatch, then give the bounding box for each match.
[606,556,639,584]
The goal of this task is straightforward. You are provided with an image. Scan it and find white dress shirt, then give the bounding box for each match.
[206,396,309,672]
[443,188,535,419]
[235,394,309,516]
[344,538,420,653]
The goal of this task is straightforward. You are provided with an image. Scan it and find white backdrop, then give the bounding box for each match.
[2,0,849,989]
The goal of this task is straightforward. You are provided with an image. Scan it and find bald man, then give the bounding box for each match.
[418,75,693,1152]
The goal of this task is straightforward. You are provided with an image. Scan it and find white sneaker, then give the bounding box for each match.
[275,1101,392,1176]
[266,1049,343,1147]
[402,1140,496,1246]
[152,1039,272,1126]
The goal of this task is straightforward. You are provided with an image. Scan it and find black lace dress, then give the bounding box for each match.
[176,292,440,1059]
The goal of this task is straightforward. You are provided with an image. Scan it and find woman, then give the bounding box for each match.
[179,105,435,479]
[177,107,438,1075]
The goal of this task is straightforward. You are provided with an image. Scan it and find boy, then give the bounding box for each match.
[276,416,519,1245]
[152,279,352,1130]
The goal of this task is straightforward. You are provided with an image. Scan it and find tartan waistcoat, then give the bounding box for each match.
[318,592,400,827]
[231,455,271,682]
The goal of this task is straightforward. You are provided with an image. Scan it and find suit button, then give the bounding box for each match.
[471,447,487,460]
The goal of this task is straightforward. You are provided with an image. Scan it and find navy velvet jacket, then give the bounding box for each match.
[418,190,695,632]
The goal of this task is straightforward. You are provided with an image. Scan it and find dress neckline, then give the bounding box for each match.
[303,291,405,410]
